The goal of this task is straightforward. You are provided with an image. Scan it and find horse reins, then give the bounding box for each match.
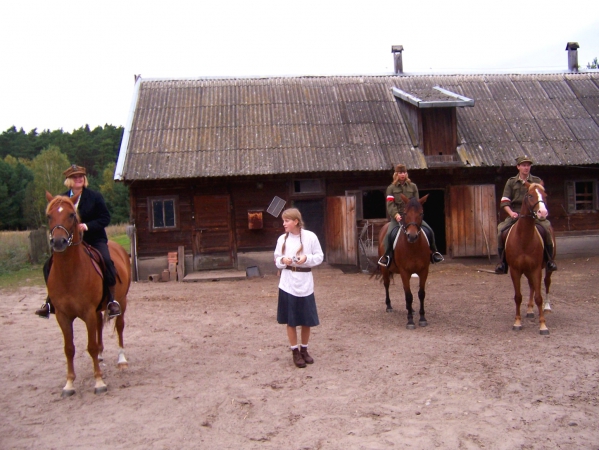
[521,192,547,219]
[48,201,83,251]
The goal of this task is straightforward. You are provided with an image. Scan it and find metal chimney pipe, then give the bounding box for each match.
[392,45,404,74]
[566,42,580,72]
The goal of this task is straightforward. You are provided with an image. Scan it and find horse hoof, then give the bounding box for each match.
[118,362,129,370]
[406,324,415,330]
[539,329,550,336]
[94,386,108,395]
[526,313,535,319]
[61,389,76,398]
[386,307,393,313]
[512,326,522,331]
[419,321,428,327]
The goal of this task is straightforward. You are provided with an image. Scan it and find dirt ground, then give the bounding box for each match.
[1,255,599,449]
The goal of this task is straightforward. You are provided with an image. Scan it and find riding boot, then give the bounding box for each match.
[35,296,52,319]
[495,247,508,274]
[545,245,557,272]
[430,243,444,264]
[106,285,121,318]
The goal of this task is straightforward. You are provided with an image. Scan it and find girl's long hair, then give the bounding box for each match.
[281,208,304,256]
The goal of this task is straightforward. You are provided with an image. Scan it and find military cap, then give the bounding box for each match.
[515,156,534,165]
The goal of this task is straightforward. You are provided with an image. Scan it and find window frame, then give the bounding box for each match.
[565,180,598,213]
[148,195,180,231]
[290,178,325,197]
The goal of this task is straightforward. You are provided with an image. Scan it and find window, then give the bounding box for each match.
[149,196,179,230]
[292,179,324,195]
[565,181,598,213]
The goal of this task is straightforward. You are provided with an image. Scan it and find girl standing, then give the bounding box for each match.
[274,208,324,368]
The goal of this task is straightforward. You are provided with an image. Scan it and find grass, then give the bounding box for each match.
[0,224,130,287]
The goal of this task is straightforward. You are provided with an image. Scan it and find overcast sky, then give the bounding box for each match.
[1,0,598,133]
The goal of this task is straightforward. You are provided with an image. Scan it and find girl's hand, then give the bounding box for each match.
[295,255,307,265]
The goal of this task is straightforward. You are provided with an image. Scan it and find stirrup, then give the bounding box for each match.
[107,300,122,318]
[546,261,557,272]
[378,255,390,267]
[35,302,51,319]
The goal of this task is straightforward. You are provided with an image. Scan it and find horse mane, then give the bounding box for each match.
[405,196,423,212]
[528,182,546,194]
[46,195,79,221]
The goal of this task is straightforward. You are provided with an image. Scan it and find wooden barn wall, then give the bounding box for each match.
[422,108,457,156]
[128,166,599,259]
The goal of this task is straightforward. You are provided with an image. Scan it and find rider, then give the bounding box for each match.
[495,156,557,274]
[378,164,444,267]
[35,164,122,319]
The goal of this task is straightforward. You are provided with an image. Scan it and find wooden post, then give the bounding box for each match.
[177,246,185,282]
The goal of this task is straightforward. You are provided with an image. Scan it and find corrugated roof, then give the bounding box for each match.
[117,73,599,180]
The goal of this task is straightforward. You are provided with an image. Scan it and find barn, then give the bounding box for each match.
[115,45,599,280]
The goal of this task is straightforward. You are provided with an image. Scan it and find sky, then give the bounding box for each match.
[1,0,598,133]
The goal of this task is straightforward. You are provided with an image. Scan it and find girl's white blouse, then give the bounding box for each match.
[274,229,324,297]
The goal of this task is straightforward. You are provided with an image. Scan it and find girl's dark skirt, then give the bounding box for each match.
[277,289,320,327]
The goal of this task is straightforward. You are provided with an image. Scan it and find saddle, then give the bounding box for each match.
[82,242,118,311]
[500,222,547,248]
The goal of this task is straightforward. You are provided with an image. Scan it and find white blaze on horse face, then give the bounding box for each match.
[535,188,548,220]
[58,206,63,213]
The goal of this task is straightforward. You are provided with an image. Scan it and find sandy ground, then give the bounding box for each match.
[1,255,599,449]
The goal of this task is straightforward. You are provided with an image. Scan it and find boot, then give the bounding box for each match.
[292,348,306,368]
[300,346,314,364]
[430,252,444,264]
[106,286,121,318]
[35,297,51,319]
[546,245,557,272]
[495,247,508,274]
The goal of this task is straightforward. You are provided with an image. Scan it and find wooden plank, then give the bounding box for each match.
[177,246,185,282]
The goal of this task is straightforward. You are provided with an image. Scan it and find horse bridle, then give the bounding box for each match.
[521,192,547,219]
[400,212,424,236]
[48,204,82,251]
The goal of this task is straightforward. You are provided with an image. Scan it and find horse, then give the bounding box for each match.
[503,182,555,335]
[376,194,431,329]
[45,191,131,397]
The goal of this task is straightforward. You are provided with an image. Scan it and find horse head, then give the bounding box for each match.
[45,191,81,252]
[523,182,548,221]
[400,194,429,243]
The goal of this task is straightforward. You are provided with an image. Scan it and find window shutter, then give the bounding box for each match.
[594,181,599,211]
[565,181,576,213]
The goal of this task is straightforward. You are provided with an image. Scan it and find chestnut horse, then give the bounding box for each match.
[504,182,555,335]
[376,194,431,329]
[45,192,131,397]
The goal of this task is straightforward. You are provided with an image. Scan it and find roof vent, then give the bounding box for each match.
[392,45,404,74]
[566,42,579,72]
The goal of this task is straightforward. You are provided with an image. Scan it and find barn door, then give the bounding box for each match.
[325,196,357,265]
[448,185,497,257]
[193,195,234,269]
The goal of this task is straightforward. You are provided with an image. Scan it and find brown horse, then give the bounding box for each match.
[45,192,131,397]
[376,194,431,329]
[504,182,554,335]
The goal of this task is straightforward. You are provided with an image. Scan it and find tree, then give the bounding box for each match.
[99,162,130,224]
[0,156,33,230]
[25,146,70,228]
[587,57,598,69]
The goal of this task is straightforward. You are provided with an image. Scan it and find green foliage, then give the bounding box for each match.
[0,124,127,230]
[25,146,70,228]
[587,57,598,69]
[0,157,33,230]
[100,162,130,224]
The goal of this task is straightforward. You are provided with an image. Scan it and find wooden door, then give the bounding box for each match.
[325,196,357,265]
[193,195,234,269]
[448,185,497,257]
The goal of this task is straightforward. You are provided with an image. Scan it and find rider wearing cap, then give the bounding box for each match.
[378,164,444,267]
[495,156,557,274]
[35,164,122,319]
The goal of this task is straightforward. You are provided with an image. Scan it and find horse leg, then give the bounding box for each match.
[84,311,107,394]
[115,312,128,369]
[383,270,393,312]
[400,272,415,329]
[526,277,535,319]
[510,271,523,331]
[96,311,104,361]
[56,314,77,398]
[533,273,549,336]
[418,274,428,327]
[543,271,553,312]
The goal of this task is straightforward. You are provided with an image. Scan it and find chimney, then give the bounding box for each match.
[566,42,579,72]
[392,45,404,74]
